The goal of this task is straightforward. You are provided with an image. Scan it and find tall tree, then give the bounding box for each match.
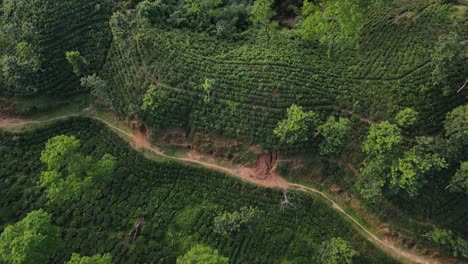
[395,108,418,128]
[177,244,229,264]
[274,104,319,145]
[448,161,468,194]
[250,0,276,40]
[444,104,468,159]
[431,32,467,96]
[65,51,88,76]
[214,206,261,236]
[80,74,111,106]
[318,116,351,155]
[0,209,61,264]
[66,253,112,264]
[300,0,363,56]
[362,121,402,158]
[319,237,359,264]
[40,135,116,203]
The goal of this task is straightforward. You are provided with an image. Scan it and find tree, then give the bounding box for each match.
[66,253,112,264]
[391,149,447,196]
[319,237,359,264]
[431,32,467,96]
[40,135,116,203]
[395,108,418,128]
[444,104,468,158]
[250,0,276,40]
[201,78,215,97]
[448,161,468,194]
[363,121,402,158]
[355,158,387,202]
[80,74,111,106]
[177,244,229,264]
[425,228,468,258]
[318,116,351,155]
[65,51,88,76]
[213,206,261,236]
[0,209,61,264]
[274,104,319,145]
[300,0,363,56]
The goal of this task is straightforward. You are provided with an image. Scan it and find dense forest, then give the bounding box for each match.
[0,0,467,263]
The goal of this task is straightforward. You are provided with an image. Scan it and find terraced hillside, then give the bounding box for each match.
[0,118,396,264]
[0,0,113,96]
[101,0,466,148]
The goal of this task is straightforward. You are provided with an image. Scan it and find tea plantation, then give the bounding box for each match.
[0,118,396,263]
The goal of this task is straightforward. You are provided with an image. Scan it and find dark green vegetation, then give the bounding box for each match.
[0,118,395,263]
[0,0,113,96]
[0,0,467,262]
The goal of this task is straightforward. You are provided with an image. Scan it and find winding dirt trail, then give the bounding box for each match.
[0,114,439,264]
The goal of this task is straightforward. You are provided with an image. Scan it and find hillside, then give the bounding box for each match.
[0,0,467,263]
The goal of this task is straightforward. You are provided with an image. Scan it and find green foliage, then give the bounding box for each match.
[81,74,111,106]
[395,108,418,128]
[0,118,396,264]
[66,253,112,264]
[177,244,229,264]
[444,104,468,158]
[425,228,468,258]
[431,32,467,95]
[66,51,89,76]
[355,158,387,202]
[362,121,401,157]
[201,78,215,97]
[39,135,115,203]
[319,237,359,264]
[301,0,363,54]
[449,161,468,194]
[0,209,61,264]
[391,148,447,196]
[273,104,319,145]
[318,116,351,155]
[250,0,276,39]
[213,206,261,236]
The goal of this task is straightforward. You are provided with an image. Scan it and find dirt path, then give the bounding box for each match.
[0,114,439,264]
[339,108,378,125]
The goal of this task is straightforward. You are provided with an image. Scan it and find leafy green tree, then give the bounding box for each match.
[65,51,88,76]
[355,157,387,202]
[201,78,215,97]
[318,116,351,155]
[214,206,261,236]
[391,149,447,196]
[0,209,61,264]
[395,108,418,128]
[40,135,116,203]
[357,121,402,202]
[0,41,40,94]
[319,237,359,264]
[274,104,319,145]
[363,121,402,158]
[66,253,112,264]
[448,161,468,194]
[80,74,111,106]
[444,104,468,158]
[425,228,468,258]
[300,0,363,56]
[431,32,467,96]
[177,244,229,264]
[250,0,276,40]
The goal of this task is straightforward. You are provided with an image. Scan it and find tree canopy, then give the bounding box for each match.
[250,0,276,40]
[214,206,261,236]
[362,121,402,157]
[319,237,359,264]
[444,104,468,158]
[177,244,229,264]
[318,116,351,155]
[0,209,61,264]
[274,104,319,145]
[449,161,468,194]
[395,108,418,128]
[66,51,89,76]
[300,0,363,55]
[40,135,116,203]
